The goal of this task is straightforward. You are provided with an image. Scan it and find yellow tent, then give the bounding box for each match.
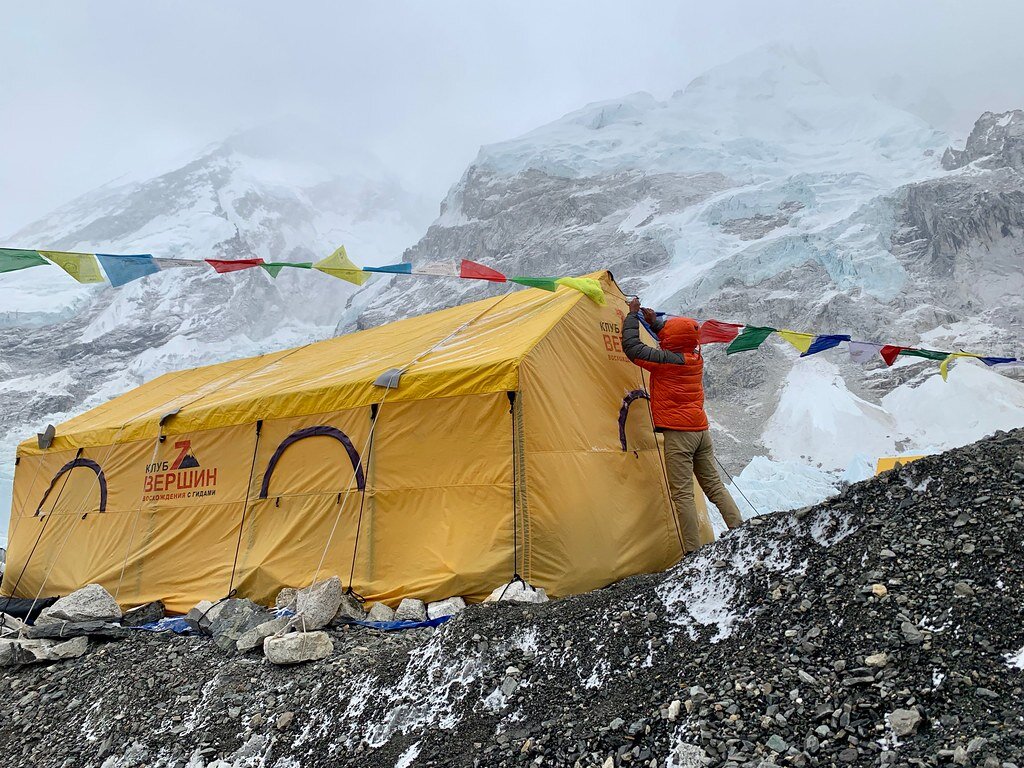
[3,271,709,613]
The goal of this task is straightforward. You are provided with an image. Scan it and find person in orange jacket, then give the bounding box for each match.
[622,296,744,552]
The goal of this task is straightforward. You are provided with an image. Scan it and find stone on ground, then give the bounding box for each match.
[0,635,88,665]
[484,580,549,603]
[367,602,395,623]
[208,599,275,653]
[426,596,466,619]
[121,600,165,627]
[394,598,427,622]
[263,631,333,665]
[888,708,923,737]
[236,616,291,654]
[26,621,124,640]
[294,576,343,630]
[331,590,367,624]
[35,584,121,625]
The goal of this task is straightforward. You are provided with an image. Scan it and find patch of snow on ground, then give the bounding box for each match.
[394,742,421,768]
[1005,647,1024,670]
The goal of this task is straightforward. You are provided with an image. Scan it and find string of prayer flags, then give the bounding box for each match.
[880,345,905,366]
[96,254,159,287]
[262,262,312,278]
[510,276,559,292]
[777,330,814,354]
[460,259,507,282]
[698,320,742,345]
[848,341,885,364]
[726,326,776,354]
[0,248,48,274]
[40,251,105,283]
[801,334,851,357]
[314,246,370,286]
[555,277,606,306]
[206,258,264,273]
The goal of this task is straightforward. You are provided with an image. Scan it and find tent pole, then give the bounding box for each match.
[227,420,262,597]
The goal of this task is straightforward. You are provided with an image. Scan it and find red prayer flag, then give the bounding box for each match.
[880,345,905,366]
[205,258,265,273]
[459,259,506,282]
[699,319,742,344]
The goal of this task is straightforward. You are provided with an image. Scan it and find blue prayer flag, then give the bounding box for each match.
[362,263,413,274]
[800,334,851,357]
[96,253,159,287]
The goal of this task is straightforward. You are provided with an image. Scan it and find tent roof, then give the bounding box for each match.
[22,272,616,453]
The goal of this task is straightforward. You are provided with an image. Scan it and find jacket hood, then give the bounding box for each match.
[658,317,700,354]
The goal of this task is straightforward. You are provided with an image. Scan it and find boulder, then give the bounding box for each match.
[0,636,88,665]
[484,581,549,604]
[427,596,466,620]
[184,599,231,634]
[35,584,121,625]
[263,631,333,665]
[275,588,297,612]
[394,598,427,622]
[331,590,367,624]
[121,600,165,627]
[236,616,291,654]
[32,636,88,662]
[294,577,342,630]
[367,602,396,623]
[208,599,276,653]
[26,621,125,640]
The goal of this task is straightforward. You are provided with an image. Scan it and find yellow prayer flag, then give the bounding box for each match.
[555,277,606,306]
[939,352,980,382]
[778,329,814,354]
[40,251,105,284]
[313,245,370,286]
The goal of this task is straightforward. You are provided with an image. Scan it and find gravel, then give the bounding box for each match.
[1,428,1023,767]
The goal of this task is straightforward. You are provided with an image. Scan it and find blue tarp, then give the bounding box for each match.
[337,615,452,631]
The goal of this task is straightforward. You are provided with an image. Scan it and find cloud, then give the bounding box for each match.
[1,1,1023,235]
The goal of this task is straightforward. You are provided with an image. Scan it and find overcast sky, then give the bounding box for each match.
[2,1,1023,236]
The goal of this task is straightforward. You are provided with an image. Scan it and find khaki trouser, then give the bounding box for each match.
[662,429,744,553]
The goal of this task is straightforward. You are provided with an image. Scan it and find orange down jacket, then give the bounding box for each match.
[621,312,708,432]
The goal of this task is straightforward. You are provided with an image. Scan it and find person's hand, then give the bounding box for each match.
[641,307,657,325]
[627,297,641,314]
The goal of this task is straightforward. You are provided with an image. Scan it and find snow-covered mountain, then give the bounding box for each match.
[3,45,1024,545]
[0,125,433,539]
[353,44,1024,517]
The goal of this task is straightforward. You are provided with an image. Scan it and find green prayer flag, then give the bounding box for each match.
[0,248,48,274]
[726,326,776,354]
[899,348,948,361]
[262,262,312,278]
[511,276,558,292]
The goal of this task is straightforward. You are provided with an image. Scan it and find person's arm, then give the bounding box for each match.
[622,299,685,368]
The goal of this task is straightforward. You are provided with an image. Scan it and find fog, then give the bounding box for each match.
[2,1,1023,235]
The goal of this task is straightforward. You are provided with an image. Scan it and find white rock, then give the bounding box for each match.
[294,576,342,630]
[263,631,333,665]
[668,742,706,768]
[367,602,395,622]
[36,584,121,625]
[33,635,88,661]
[667,699,681,721]
[484,581,549,604]
[236,616,291,653]
[427,596,466,619]
[394,598,427,622]
[887,708,922,737]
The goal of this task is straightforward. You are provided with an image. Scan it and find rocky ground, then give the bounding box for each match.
[1,429,1023,767]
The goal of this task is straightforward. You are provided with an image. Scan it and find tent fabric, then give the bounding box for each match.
[4,271,696,613]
